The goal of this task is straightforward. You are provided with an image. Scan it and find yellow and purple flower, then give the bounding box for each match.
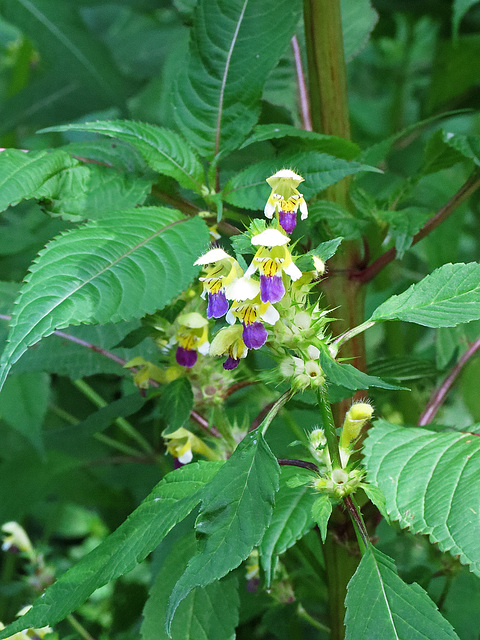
[210,324,249,369]
[264,169,308,234]
[175,312,209,367]
[245,228,302,304]
[195,248,243,319]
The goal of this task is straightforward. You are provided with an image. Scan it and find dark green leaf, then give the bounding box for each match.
[0,461,223,637]
[42,121,206,193]
[345,546,459,640]
[375,207,432,259]
[0,208,209,390]
[171,0,303,159]
[160,378,194,433]
[311,494,332,543]
[142,529,239,640]
[319,351,406,391]
[295,238,343,271]
[364,420,480,576]
[341,0,378,62]
[308,200,369,241]
[166,428,280,631]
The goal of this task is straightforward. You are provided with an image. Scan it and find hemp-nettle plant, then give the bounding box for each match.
[0,1,479,639]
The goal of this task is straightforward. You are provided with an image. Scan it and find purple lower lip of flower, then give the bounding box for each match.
[279,210,297,233]
[223,356,240,370]
[260,274,285,304]
[242,321,268,349]
[207,290,229,319]
[175,346,197,367]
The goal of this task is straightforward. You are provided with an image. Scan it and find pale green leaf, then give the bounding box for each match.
[166,428,280,631]
[0,208,209,391]
[295,238,343,272]
[0,461,223,637]
[364,420,480,576]
[311,494,332,543]
[341,0,378,62]
[260,466,316,586]
[361,484,388,521]
[142,529,238,640]
[0,149,77,213]
[42,121,206,193]
[345,546,459,640]
[370,263,480,327]
[171,0,302,159]
[224,152,381,210]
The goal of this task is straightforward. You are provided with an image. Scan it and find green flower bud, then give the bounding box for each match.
[340,402,373,450]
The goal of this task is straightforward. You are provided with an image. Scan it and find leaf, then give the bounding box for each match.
[361,484,388,521]
[442,131,480,166]
[0,461,223,637]
[319,351,405,392]
[0,0,127,105]
[171,0,303,159]
[160,378,194,433]
[166,428,280,631]
[341,0,378,62]
[375,207,432,259]
[0,149,77,213]
[295,238,343,271]
[453,0,480,37]
[0,208,210,391]
[36,164,153,222]
[367,357,438,383]
[345,546,460,640]
[0,372,49,450]
[142,529,239,640]
[42,121,206,193]
[364,420,480,577]
[311,494,332,543]
[422,130,469,175]
[309,200,369,241]
[240,124,360,159]
[223,152,381,210]
[369,262,480,327]
[259,466,317,586]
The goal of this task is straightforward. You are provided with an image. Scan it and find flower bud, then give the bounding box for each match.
[340,402,374,450]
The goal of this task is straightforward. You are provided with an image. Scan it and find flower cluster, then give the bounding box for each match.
[192,169,313,371]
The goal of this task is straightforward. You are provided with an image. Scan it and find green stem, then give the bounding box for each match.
[317,387,341,469]
[260,388,295,437]
[297,605,330,633]
[343,495,369,553]
[73,379,153,454]
[67,614,97,640]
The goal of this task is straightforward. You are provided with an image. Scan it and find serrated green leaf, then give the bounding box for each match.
[42,121,206,193]
[0,461,223,637]
[341,0,378,62]
[295,238,343,271]
[260,466,316,586]
[361,484,388,521]
[367,357,438,382]
[364,420,480,576]
[166,428,280,631]
[309,200,369,241]
[0,372,49,450]
[160,378,194,433]
[369,262,480,327]
[0,149,77,213]
[442,131,480,166]
[311,494,332,543]
[142,529,238,640]
[171,0,302,159]
[375,207,432,259]
[36,164,152,222]
[240,124,360,159]
[224,152,381,210]
[345,546,459,640]
[319,351,405,392]
[0,208,210,391]
[422,130,469,175]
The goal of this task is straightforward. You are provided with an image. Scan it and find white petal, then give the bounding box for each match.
[194,247,231,266]
[264,201,275,219]
[261,304,280,325]
[225,276,259,301]
[284,261,302,281]
[300,199,308,220]
[270,169,303,181]
[307,345,320,360]
[178,448,193,464]
[251,228,290,247]
[198,340,210,355]
[226,309,236,325]
[244,262,256,278]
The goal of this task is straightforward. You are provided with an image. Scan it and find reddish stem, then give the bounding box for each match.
[418,337,480,426]
[292,34,312,131]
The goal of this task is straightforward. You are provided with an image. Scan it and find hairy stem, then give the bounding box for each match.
[418,337,480,426]
[317,387,341,469]
[260,388,295,436]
